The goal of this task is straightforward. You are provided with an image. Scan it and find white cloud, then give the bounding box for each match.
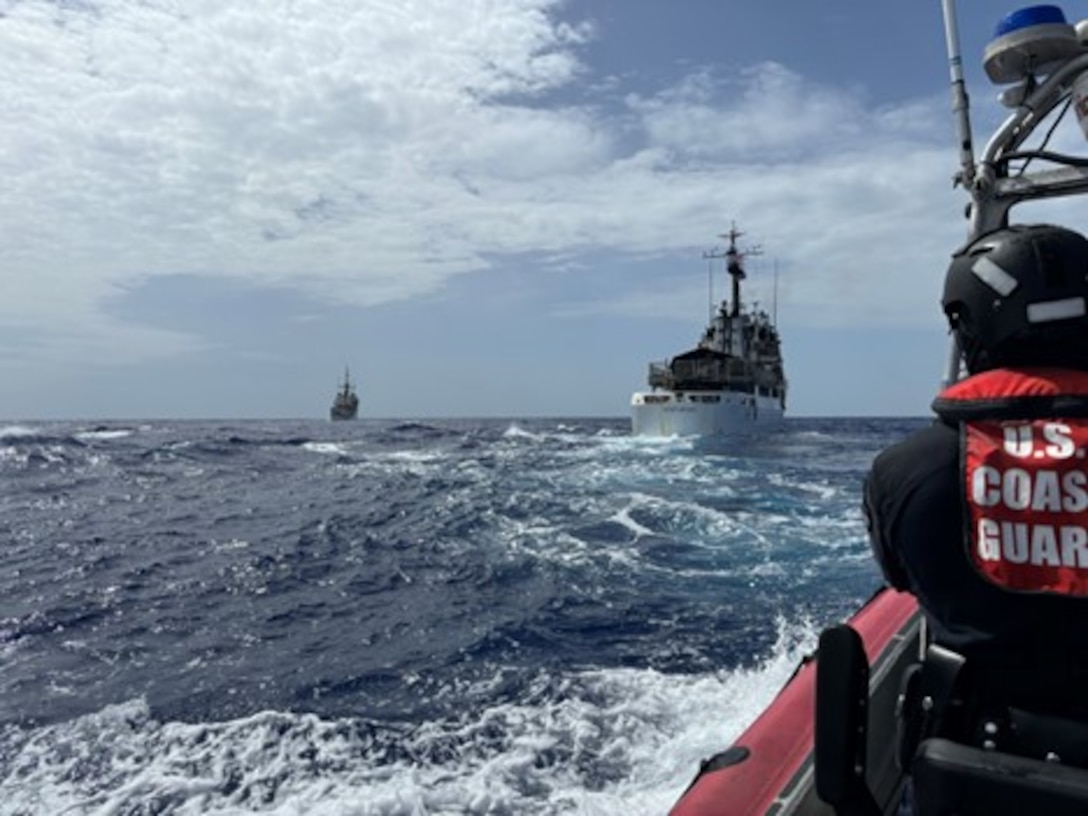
[0,0,1010,377]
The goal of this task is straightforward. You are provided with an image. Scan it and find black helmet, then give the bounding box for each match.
[942,223,1088,372]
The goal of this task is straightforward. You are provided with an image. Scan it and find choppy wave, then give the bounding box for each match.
[0,417,924,814]
[0,614,820,815]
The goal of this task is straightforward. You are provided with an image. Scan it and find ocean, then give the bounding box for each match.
[0,416,927,815]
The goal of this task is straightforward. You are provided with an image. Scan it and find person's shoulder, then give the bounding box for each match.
[866,421,959,515]
[872,420,957,474]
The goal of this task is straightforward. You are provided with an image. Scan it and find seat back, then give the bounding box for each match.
[912,737,1088,816]
[814,624,881,815]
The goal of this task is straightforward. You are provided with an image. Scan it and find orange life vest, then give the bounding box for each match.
[932,367,1088,596]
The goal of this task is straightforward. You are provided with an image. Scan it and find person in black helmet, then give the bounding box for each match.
[865,223,1088,740]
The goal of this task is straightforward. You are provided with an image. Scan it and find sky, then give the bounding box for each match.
[4,0,1088,421]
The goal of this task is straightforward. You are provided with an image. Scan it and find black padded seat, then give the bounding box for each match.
[912,737,1088,815]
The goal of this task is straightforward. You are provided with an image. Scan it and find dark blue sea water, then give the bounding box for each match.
[0,417,927,815]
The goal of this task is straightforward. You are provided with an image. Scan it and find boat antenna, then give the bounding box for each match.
[703,243,730,313]
[940,0,976,387]
[702,241,725,319]
[941,0,977,192]
[773,258,779,326]
[706,254,715,323]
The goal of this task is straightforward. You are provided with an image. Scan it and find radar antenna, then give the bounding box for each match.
[704,222,762,317]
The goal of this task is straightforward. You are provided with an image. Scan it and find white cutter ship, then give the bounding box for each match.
[631,224,787,437]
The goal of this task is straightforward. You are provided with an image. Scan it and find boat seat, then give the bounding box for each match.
[911,736,1088,815]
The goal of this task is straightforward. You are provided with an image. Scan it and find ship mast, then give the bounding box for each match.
[705,223,762,317]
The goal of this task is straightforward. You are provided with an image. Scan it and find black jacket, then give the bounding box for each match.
[864,368,1088,711]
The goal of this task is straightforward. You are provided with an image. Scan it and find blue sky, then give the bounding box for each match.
[3,0,1086,420]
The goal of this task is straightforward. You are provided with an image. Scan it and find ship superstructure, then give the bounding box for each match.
[631,225,787,437]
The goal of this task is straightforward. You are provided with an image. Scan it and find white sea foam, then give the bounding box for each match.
[382,450,444,464]
[302,442,349,457]
[0,425,39,440]
[605,505,657,539]
[502,423,543,441]
[74,428,133,441]
[0,614,820,816]
[212,538,251,552]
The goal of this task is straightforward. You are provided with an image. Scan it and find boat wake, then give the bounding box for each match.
[0,614,821,815]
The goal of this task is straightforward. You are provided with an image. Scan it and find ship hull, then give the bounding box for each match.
[630,390,784,437]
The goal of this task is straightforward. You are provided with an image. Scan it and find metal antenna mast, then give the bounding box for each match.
[942,0,977,192]
[941,0,974,386]
[704,222,762,317]
[773,258,779,326]
[703,245,722,320]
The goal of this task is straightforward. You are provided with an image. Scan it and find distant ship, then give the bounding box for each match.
[330,368,359,421]
[630,224,787,437]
